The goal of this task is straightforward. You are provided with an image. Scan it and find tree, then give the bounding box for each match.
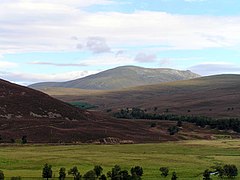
[168,126,179,135]
[59,167,66,180]
[171,172,177,180]
[160,167,169,177]
[131,166,143,177]
[203,169,211,180]
[119,170,131,180]
[42,164,52,180]
[94,165,103,178]
[83,170,96,180]
[0,170,4,180]
[223,164,238,178]
[212,165,224,178]
[108,165,121,180]
[99,174,107,180]
[177,120,182,127]
[21,136,27,144]
[150,122,157,128]
[68,166,81,180]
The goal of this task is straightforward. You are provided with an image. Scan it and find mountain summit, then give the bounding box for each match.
[30,66,200,90]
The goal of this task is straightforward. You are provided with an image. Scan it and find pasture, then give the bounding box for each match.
[0,140,239,179]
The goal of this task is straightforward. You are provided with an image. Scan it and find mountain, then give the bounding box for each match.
[29,66,200,90]
[0,78,89,120]
[43,74,240,118]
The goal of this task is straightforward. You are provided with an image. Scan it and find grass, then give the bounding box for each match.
[0,140,239,179]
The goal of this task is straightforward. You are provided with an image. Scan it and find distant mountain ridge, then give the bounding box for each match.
[29,66,200,90]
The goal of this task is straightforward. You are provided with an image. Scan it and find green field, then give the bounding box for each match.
[0,140,239,180]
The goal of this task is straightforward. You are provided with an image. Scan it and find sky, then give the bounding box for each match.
[1,0,240,85]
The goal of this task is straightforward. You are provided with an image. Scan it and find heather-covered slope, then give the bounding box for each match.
[45,74,240,118]
[0,79,89,120]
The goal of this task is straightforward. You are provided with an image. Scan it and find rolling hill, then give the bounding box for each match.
[0,78,235,143]
[29,66,200,90]
[42,74,240,118]
[1,78,226,143]
[0,78,88,120]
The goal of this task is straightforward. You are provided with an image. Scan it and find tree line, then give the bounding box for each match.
[0,163,237,179]
[113,108,240,133]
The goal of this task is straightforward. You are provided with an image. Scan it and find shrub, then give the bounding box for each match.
[171,172,177,180]
[68,166,81,180]
[0,170,4,180]
[203,169,211,180]
[168,126,179,135]
[150,122,157,128]
[160,167,169,177]
[83,170,96,180]
[42,164,52,180]
[223,164,238,178]
[131,166,143,177]
[21,136,27,144]
[99,174,107,180]
[59,167,66,180]
[94,165,103,178]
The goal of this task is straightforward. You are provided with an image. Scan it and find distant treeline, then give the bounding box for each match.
[113,108,240,133]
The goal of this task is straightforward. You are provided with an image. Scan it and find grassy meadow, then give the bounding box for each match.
[0,140,239,180]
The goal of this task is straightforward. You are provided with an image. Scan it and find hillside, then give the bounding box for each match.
[1,78,227,143]
[43,74,240,118]
[0,79,88,120]
[29,66,200,90]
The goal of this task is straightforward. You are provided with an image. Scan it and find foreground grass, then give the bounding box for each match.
[0,140,239,179]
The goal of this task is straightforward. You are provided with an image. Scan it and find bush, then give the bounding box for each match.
[83,170,96,180]
[177,120,182,127]
[203,169,211,180]
[150,122,157,128]
[68,166,81,180]
[94,165,103,177]
[21,136,27,144]
[0,170,4,180]
[99,174,107,180]
[171,172,177,180]
[59,167,66,180]
[131,166,143,177]
[42,164,52,180]
[160,167,169,177]
[223,164,238,178]
[168,126,179,135]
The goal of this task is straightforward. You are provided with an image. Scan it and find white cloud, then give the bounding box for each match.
[86,37,111,53]
[29,61,87,67]
[0,61,18,68]
[79,53,135,66]
[189,62,240,75]
[0,1,240,54]
[0,70,99,85]
[134,52,156,63]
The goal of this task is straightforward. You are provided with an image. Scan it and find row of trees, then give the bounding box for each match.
[0,135,27,144]
[0,164,238,179]
[42,164,144,180]
[113,108,240,133]
[203,164,238,179]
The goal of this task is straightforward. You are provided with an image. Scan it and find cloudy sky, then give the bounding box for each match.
[1,0,240,85]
